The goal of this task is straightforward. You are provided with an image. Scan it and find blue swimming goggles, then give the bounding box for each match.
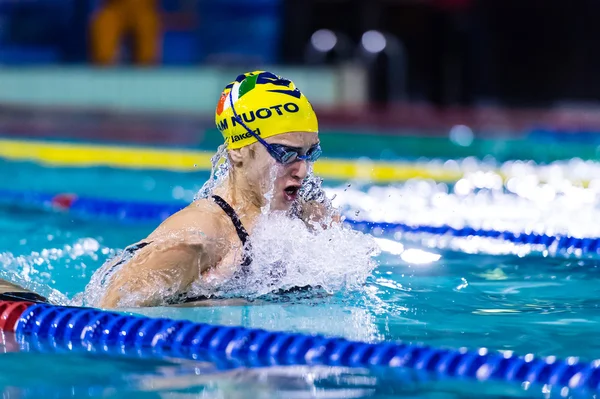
[229,91,322,165]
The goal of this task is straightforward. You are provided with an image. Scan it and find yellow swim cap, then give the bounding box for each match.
[215,71,319,149]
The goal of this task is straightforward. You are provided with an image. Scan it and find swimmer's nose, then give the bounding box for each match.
[290,158,309,180]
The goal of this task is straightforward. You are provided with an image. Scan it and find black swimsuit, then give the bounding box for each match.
[212,195,253,270]
[166,195,254,304]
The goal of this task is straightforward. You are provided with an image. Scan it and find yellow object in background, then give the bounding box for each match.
[90,0,161,65]
[0,139,465,183]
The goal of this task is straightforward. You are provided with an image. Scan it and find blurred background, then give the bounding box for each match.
[0,0,599,161]
[5,4,600,392]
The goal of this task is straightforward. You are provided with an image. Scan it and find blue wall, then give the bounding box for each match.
[0,0,283,65]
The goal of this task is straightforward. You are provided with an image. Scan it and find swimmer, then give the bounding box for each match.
[0,71,339,308]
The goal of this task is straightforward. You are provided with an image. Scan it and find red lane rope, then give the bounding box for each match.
[0,301,33,332]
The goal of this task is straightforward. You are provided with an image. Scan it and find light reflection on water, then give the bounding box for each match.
[2,160,600,397]
[0,329,552,399]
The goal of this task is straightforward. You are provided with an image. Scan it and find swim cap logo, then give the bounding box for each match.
[215,70,318,149]
[216,92,228,116]
[255,71,301,98]
[215,73,259,117]
[231,128,262,143]
[267,89,302,99]
[216,102,300,132]
[216,71,301,119]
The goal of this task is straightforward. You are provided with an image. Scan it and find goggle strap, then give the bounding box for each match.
[228,90,321,164]
[228,91,273,150]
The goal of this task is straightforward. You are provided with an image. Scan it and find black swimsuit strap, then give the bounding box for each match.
[173,195,253,305]
[211,195,250,247]
[100,241,152,286]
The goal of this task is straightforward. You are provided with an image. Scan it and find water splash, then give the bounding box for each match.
[0,238,115,305]
[298,170,332,205]
[186,211,380,300]
[194,144,229,201]
[82,147,377,306]
[327,173,600,257]
[189,156,379,300]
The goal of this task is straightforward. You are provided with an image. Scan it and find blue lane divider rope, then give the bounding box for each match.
[13,303,600,392]
[345,220,599,255]
[1,188,599,254]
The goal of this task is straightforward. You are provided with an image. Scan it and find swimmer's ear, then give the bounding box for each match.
[228,146,255,167]
[228,148,244,167]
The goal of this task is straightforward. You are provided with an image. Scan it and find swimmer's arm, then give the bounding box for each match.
[97,240,213,309]
[97,205,227,309]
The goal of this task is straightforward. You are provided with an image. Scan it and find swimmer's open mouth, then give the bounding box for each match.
[284,185,301,201]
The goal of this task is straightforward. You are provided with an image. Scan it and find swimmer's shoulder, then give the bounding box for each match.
[147,198,227,241]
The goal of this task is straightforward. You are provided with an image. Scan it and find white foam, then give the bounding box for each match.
[186,211,380,300]
[330,174,600,238]
[0,237,115,305]
[319,158,600,257]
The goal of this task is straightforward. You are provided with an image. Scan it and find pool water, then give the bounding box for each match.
[2,159,600,398]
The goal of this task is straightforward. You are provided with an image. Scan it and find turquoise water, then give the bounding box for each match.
[2,160,600,398]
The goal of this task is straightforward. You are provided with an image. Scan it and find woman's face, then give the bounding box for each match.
[242,131,319,211]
